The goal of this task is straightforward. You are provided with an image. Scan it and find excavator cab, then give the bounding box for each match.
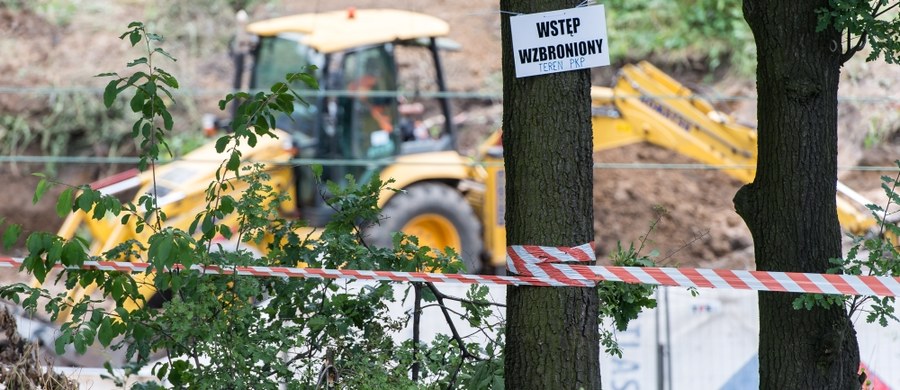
[234,9,459,226]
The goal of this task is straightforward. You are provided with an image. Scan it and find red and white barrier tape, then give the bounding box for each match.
[1,256,899,297]
[0,257,574,287]
[507,243,596,287]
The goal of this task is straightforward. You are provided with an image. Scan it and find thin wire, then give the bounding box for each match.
[0,86,501,100]
[0,86,897,104]
[0,86,900,104]
[1,155,898,172]
[500,0,596,15]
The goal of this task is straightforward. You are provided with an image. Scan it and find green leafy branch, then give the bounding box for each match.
[98,21,179,233]
[189,71,318,253]
[817,0,900,64]
[793,160,900,327]
[597,207,667,358]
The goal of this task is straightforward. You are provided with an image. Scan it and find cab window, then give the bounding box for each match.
[337,46,398,163]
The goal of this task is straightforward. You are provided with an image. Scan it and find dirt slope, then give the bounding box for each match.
[593,146,753,268]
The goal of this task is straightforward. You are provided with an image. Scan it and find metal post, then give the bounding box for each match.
[664,287,673,390]
[655,288,664,390]
[412,282,422,382]
[428,37,455,145]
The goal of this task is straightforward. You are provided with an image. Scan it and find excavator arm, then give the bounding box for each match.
[592,61,757,182]
[591,61,880,239]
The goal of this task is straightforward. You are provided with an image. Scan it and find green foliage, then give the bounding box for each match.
[601,242,658,333]
[604,0,756,74]
[598,243,659,358]
[0,0,77,26]
[817,0,900,64]
[0,114,31,157]
[0,88,202,175]
[1,219,23,250]
[0,22,503,389]
[144,0,275,61]
[99,21,179,172]
[596,208,668,358]
[862,106,900,149]
[0,91,132,175]
[793,160,900,327]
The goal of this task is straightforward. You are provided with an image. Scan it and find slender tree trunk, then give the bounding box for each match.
[735,1,861,388]
[501,1,600,389]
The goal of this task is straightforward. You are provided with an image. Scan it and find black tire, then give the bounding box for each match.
[367,182,484,273]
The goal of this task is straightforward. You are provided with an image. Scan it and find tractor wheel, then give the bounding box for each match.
[367,182,484,273]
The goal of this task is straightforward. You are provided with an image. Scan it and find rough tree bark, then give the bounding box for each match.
[735,1,861,388]
[501,0,600,389]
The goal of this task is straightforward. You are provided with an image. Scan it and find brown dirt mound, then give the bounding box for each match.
[0,307,77,389]
[593,145,754,269]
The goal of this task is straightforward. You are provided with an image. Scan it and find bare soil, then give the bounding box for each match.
[593,145,754,268]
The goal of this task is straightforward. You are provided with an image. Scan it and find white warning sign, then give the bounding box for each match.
[510,5,610,78]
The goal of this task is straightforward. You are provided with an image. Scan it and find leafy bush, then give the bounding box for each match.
[794,161,900,329]
[605,0,756,74]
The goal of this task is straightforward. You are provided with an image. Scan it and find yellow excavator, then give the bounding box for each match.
[51,9,879,310]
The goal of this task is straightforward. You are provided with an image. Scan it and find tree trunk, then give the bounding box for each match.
[735,1,861,388]
[501,1,600,389]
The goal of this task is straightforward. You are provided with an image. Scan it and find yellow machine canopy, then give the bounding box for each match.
[246,9,451,53]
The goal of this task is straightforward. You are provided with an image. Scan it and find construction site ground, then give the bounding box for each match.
[1,0,900,375]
